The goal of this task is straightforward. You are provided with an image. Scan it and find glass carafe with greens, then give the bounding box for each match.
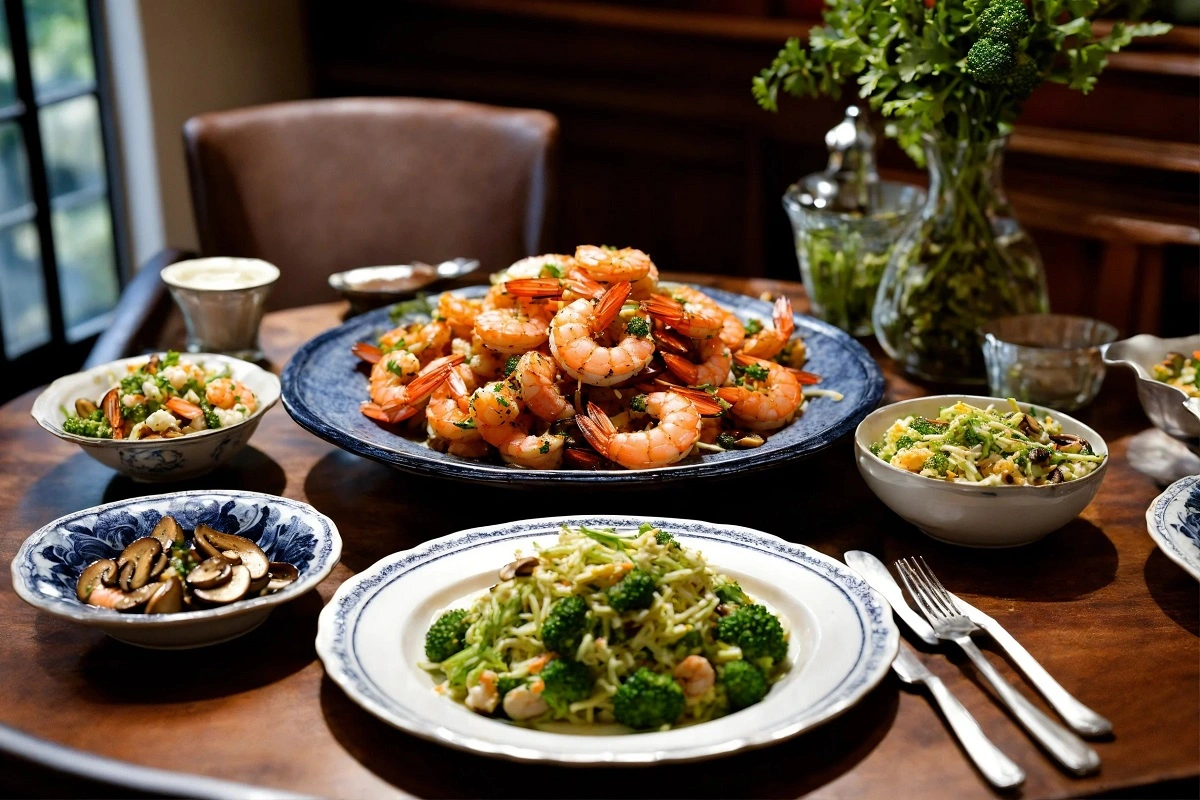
[872,133,1048,383]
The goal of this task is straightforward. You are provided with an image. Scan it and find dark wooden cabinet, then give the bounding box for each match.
[308,0,1199,336]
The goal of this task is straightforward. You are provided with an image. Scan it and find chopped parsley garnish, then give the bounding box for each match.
[539,440,551,454]
[743,318,763,336]
[541,262,563,278]
[629,394,648,413]
[503,355,520,377]
[626,317,651,338]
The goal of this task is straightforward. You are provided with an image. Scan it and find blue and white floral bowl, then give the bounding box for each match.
[11,490,341,648]
[1146,474,1200,581]
[30,353,281,483]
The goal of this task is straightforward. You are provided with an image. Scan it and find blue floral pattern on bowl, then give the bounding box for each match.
[11,490,342,646]
[1147,475,1200,581]
[281,285,885,486]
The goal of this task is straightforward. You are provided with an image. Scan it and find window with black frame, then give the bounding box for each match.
[0,0,123,399]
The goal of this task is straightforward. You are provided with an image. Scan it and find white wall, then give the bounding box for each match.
[106,0,311,265]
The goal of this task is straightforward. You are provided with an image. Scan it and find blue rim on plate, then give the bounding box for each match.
[315,514,899,765]
[1146,474,1200,581]
[281,285,884,485]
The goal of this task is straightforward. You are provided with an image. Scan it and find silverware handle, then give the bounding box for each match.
[981,621,1112,736]
[924,674,1026,789]
[957,636,1100,776]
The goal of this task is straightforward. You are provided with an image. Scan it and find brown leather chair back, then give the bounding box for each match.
[184,97,558,310]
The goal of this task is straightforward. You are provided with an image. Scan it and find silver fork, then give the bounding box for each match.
[897,557,1100,776]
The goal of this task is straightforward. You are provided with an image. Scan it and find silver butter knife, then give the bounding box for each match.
[845,550,938,645]
[953,594,1112,737]
[892,641,1026,789]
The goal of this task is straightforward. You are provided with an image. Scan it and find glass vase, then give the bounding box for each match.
[872,133,1048,383]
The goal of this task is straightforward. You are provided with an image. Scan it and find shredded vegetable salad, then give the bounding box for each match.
[1151,351,1200,399]
[869,399,1104,486]
[420,525,789,730]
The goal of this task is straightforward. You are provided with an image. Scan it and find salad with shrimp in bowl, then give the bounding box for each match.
[347,245,842,472]
[32,351,280,482]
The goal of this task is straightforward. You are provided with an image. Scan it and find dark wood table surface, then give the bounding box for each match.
[1,275,1197,799]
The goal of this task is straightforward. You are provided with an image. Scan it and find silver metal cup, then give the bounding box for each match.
[160,258,279,361]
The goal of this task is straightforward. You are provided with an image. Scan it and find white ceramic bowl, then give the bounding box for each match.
[1103,334,1200,439]
[31,353,280,482]
[11,490,341,648]
[854,395,1109,547]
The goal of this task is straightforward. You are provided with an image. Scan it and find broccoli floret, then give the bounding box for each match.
[977,0,1029,43]
[503,355,520,377]
[162,350,181,367]
[722,660,768,710]
[62,411,112,439]
[425,609,471,662]
[629,394,648,413]
[540,658,594,712]
[716,431,738,449]
[895,435,916,450]
[608,568,656,612]
[120,373,145,396]
[733,362,770,382]
[626,316,651,338]
[967,37,1016,85]
[672,629,703,659]
[923,452,951,475]
[612,668,685,729]
[654,528,678,547]
[717,604,788,664]
[869,441,883,457]
[910,417,948,436]
[1008,54,1040,97]
[496,674,522,698]
[541,595,589,656]
[714,580,750,606]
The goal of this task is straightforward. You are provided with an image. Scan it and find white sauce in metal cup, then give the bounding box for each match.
[161,258,279,291]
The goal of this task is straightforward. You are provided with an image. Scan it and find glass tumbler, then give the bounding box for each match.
[160,258,279,361]
[981,314,1118,412]
[783,181,924,337]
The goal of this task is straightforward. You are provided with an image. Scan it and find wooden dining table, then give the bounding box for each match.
[0,274,1196,799]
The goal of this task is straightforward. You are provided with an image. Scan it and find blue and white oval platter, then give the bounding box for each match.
[282,284,884,485]
[1147,474,1200,581]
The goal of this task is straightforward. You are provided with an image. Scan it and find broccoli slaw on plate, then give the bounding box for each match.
[315,515,897,764]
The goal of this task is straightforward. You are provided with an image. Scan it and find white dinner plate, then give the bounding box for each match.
[1146,474,1200,581]
[315,515,898,765]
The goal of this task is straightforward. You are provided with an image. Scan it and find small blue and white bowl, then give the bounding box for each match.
[11,490,341,648]
[1146,474,1200,581]
[31,353,281,482]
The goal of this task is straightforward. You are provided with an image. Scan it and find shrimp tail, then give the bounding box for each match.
[773,297,795,340]
[504,278,565,299]
[420,353,466,374]
[666,386,726,416]
[591,282,632,332]
[640,294,685,328]
[733,352,770,368]
[575,402,617,458]
[653,328,691,355]
[361,402,400,423]
[352,342,383,364]
[165,397,203,420]
[715,386,744,404]
[662,353,700,386]
[786,367,821,385]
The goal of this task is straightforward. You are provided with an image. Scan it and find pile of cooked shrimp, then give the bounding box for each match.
[350,245,822,471]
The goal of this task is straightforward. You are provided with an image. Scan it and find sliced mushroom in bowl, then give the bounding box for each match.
[12,490,340,648]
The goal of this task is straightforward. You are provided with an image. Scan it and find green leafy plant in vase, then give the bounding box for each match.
[754,0,1169,383]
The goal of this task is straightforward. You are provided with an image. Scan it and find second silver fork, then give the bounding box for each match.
[897,557,1100,776]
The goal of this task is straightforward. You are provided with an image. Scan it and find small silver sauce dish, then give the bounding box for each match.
[329,258,481,313]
